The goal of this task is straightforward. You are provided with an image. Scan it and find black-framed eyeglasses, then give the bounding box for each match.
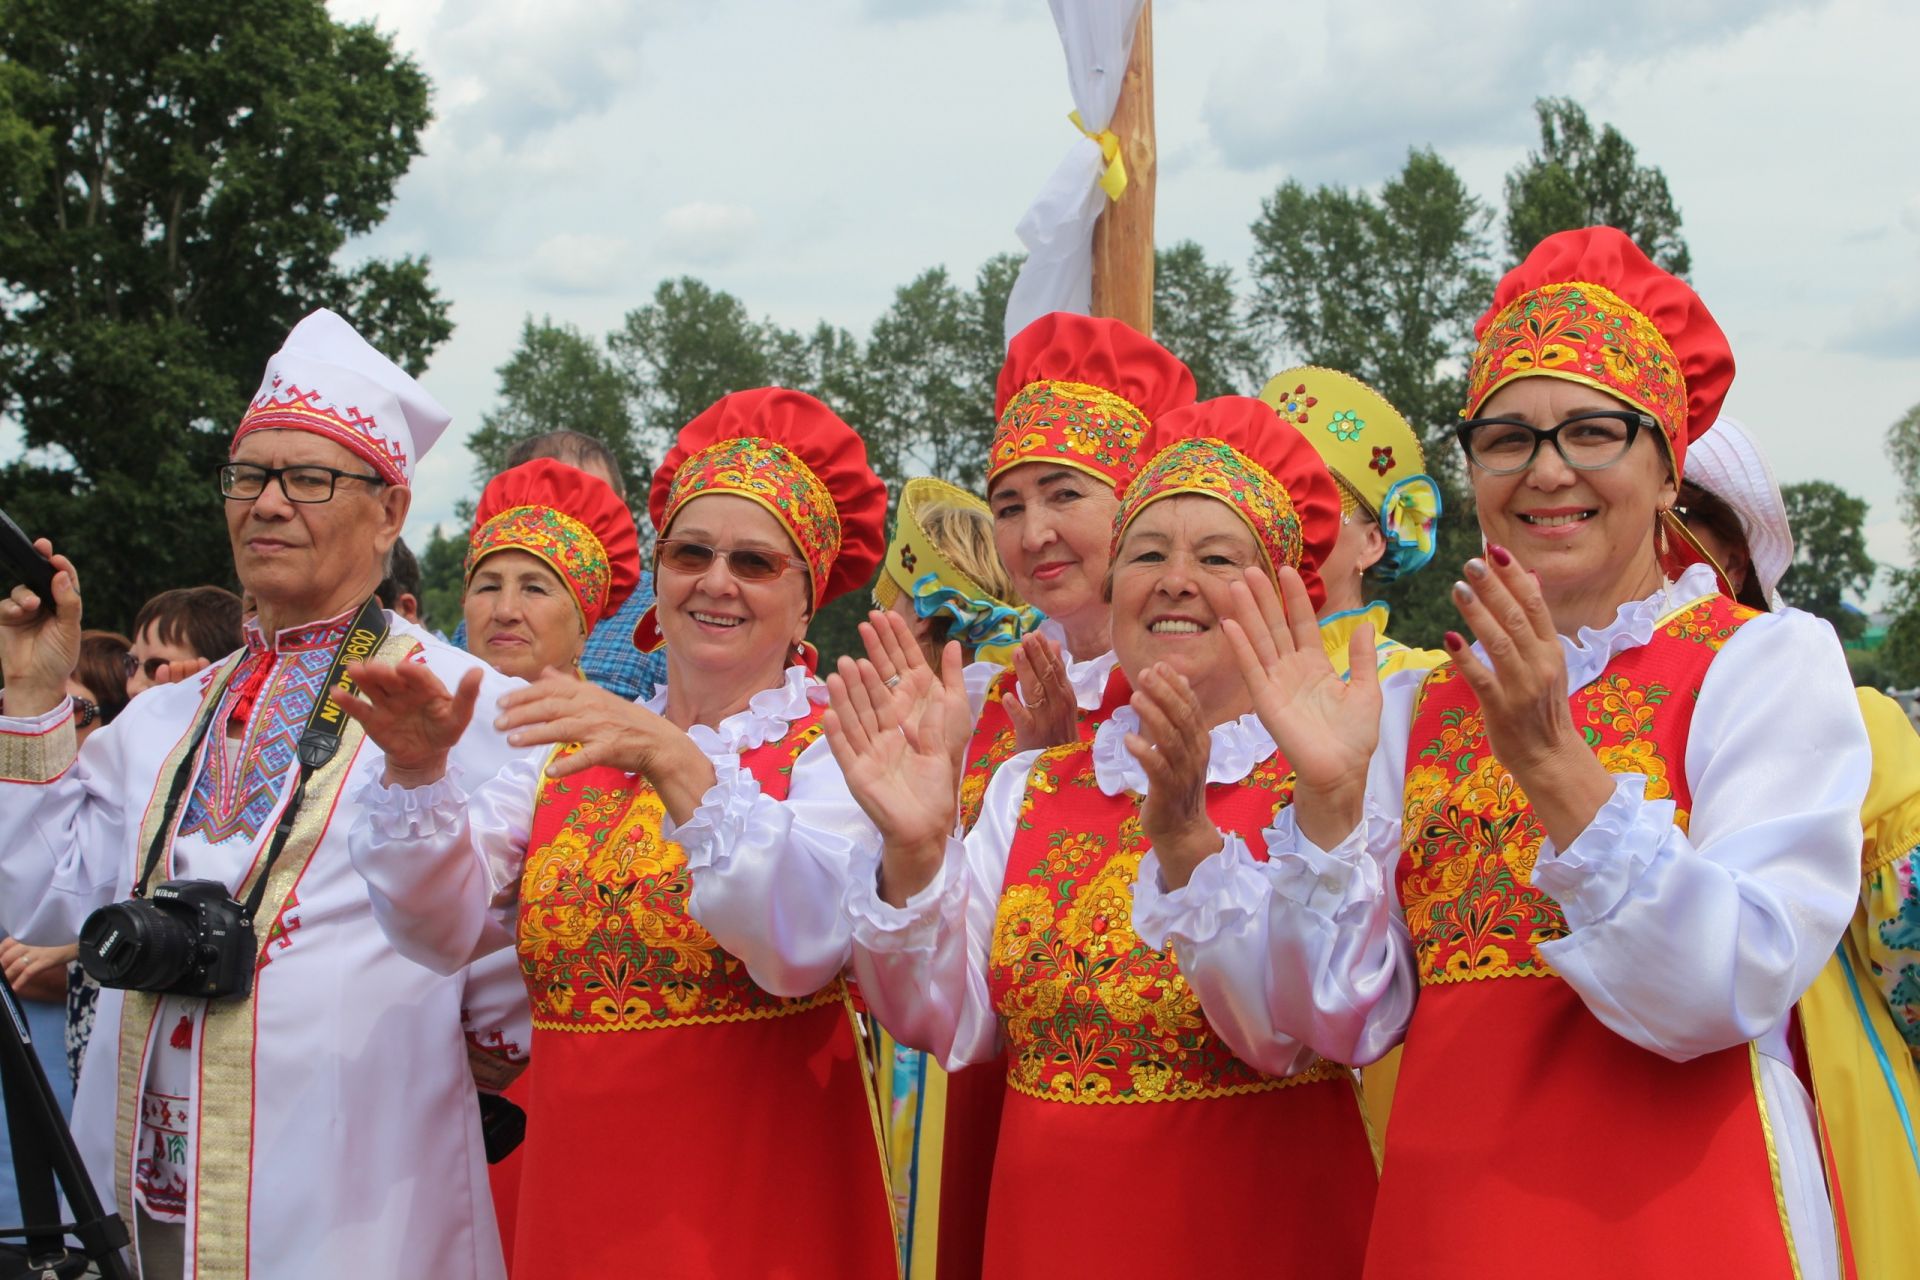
[217,462,386,503]
[73,695,100,729]
[122,653,172,683]
[1455,410,1655,476]
[655,539,806,583]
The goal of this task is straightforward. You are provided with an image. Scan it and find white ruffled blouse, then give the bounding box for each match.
[960,616,1122,722]
[1130,562,1870,1280]
[843,704,1319,1074]
[346,665,879,998]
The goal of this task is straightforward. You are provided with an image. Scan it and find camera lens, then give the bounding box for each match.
[79,899,197,991]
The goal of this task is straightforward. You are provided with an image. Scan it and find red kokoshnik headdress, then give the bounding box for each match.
[466,458,641,632]
[637,387,887,651]
[1465,226,1734,481]
[1118,396,1344,610]
[989,311,1199,493]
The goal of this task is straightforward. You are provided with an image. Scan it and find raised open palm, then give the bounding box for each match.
[335,658,483,784]
[1222,567,1382,794]
[825,654,963,903]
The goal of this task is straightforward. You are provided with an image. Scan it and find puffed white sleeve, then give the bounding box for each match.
[1530,609,1868,1060]
[0,697,135,941]
[677,732,881,998]
[347,754,542,975]
[844,751,1034,1072]
[1133,670,1427,1069]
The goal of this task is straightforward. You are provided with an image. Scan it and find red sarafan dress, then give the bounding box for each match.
[979,738,1376,1278]
[940,657,1130,1280]
[510,710,895,1280]
[1368,595,1816,1278]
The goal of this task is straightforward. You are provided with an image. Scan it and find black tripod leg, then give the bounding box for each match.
[0,975,131,1280]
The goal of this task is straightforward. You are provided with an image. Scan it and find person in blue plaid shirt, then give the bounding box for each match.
[453,430,666,701]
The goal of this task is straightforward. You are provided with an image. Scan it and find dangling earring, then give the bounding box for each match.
[1656,510,1671,560]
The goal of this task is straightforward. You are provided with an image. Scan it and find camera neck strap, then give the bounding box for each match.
[132,596,392,922]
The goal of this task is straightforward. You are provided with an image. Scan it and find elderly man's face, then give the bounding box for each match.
[225,430,409,626]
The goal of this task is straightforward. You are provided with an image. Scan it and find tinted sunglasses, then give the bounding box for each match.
[655,539,806,583]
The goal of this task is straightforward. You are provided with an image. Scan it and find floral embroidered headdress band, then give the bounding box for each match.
[1118,438,1306,583]
[465,459,641,633]
[467,506,613,628]
[989,379,1152,490]
[662,436,842,607]
[1465,281,1687,462]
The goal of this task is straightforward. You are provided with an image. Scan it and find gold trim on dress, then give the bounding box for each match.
[1750,1043,1806,1280]
[529,984,843,1033]
[1004,1056,1347,1106]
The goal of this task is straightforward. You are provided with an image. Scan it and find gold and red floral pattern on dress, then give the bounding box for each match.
[958,665,1132,831]
[662,435,842,607]
[517,715,839,1031]
[990,379,1151,491]
[987,740,1345,1103]
[1398,593,1756,987]
[1464,281,1687,449]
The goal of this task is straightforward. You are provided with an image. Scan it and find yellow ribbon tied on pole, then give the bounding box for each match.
[1068,110,1128,202]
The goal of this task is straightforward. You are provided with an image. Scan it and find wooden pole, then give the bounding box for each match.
[1090,2,1155,336]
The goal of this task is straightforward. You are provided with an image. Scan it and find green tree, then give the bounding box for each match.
[1778,480,1874,641]
[1154,240,1260,399]
[1879,402,1920,685]
[1503,97,1691,274]
[608,277,795,468]
[466,317,645,493]
[1247,147,1494,646]
[416,521,470,636]
[0,0,448,629]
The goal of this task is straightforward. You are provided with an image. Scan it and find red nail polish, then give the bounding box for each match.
[1443,631,1465,652]
[1489,544,1512,567]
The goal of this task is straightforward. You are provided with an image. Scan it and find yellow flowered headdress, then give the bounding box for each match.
[988,312,1198,493]
[1116,396,1343,609]
[1261,366,1442,582]
[872,477,1040,667]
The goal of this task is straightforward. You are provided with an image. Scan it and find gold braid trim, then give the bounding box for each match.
[1004,1055,1347,1105]
[116,634,418,1276]
[0,706,77,783]
[530,982,842,1033]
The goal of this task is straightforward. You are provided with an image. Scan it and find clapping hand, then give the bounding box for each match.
[825,654,965,907]
[1221,566,1380,849]
[1125,664,1224,891]
[335,659,483,789]
[859,611,971,770]
[1004,632,1076,752]
[1446,547,1612,847]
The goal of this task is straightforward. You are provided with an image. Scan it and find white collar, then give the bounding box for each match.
[1035,617,1121,711]
[1090,705,1277,796]
[1459,562,1722,691]
[642,664,821,755]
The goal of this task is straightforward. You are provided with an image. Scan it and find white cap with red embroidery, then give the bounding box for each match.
[230,308,450,486]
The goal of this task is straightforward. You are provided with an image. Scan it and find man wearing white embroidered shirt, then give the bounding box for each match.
[0,310,534,1279]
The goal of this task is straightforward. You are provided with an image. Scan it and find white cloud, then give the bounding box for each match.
[527,232,634,294]
[657,202,760,268]
[1200,0,1807,179]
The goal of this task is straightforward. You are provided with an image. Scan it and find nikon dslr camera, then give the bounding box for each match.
[78,879,258,999]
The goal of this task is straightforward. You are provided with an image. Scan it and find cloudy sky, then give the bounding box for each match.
[315,0,1913,594]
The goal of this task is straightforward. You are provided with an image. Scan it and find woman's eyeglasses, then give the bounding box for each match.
[1455,410,1654,476]
[655,539,806,583]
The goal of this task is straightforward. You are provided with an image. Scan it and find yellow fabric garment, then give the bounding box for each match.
[1319,605,1443,1160]
[1799,689,1920,1274]
[875,1027,946,1277]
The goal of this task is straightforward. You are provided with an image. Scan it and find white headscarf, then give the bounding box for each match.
[1683,415,1795,610]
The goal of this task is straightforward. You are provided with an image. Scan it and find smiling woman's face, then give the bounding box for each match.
[654,494,813,691]
[988,463,1118,644]
[1109,494,1263,728]
[1468,377,1674,613]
